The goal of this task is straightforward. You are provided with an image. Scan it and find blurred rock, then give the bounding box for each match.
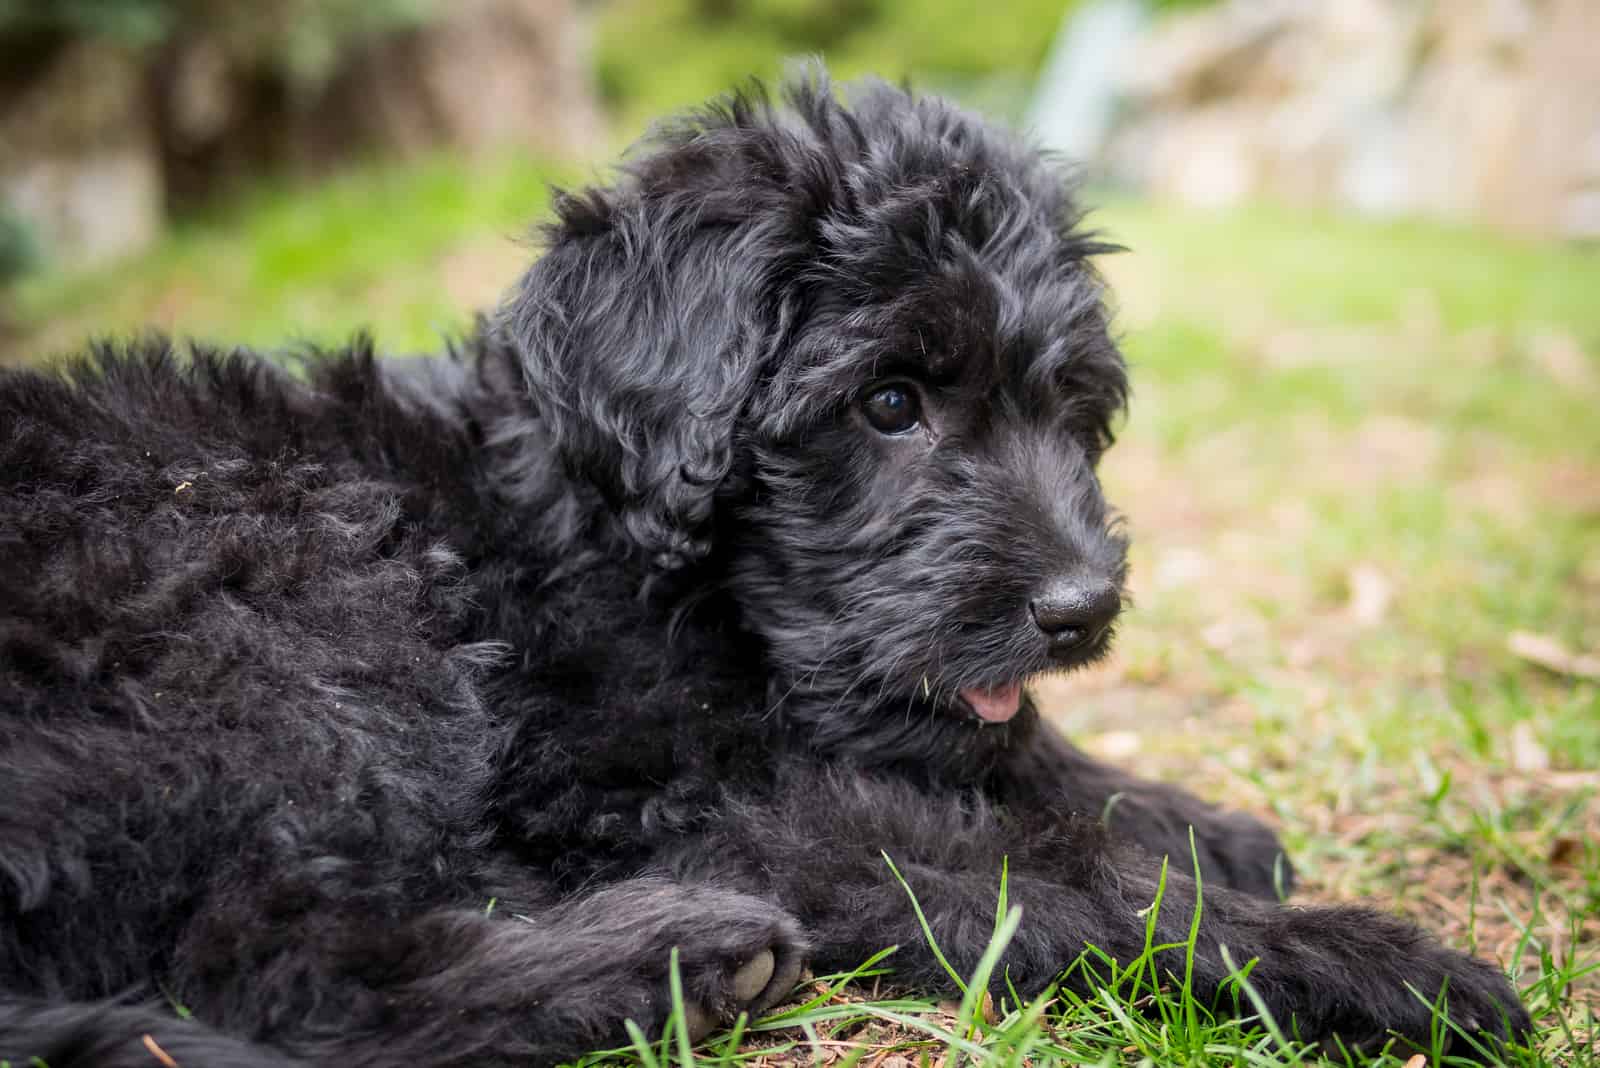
[154,0,600,208]
[1047,0,1600,239]
[0,0,599,260]
[0,41,163,268]
[296,0,600,163]
[1026,0,1145,163]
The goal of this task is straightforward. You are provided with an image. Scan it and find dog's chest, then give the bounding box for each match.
[485,605,780,876]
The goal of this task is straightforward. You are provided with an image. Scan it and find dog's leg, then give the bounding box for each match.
[0,997,303,1068]
[1002,725,1293,898]
[172,878,804,1067]
[696,773,1527,1059]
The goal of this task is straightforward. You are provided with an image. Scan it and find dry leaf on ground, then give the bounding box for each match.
[1508,631,1600,681]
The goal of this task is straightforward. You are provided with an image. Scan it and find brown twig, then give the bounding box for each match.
[142,1033,180,1068]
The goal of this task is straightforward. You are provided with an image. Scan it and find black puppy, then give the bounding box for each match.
[0,75,1528,1066]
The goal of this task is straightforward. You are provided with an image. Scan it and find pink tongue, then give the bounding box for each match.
[960,682,1022,723]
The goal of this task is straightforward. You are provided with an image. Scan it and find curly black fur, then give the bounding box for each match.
[0,74,1528,1067]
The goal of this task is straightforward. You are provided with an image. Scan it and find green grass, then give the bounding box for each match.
[569,852,1591,1068]
[3,153,569,362]
[2,146,1595,1066]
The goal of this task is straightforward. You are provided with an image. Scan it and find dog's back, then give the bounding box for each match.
[0,342,509,994]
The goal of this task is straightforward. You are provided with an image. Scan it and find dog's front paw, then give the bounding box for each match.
[1443,960,1535,1061]
[1325,947,1530,1064]
[604,882,806,1042]
[546,879,808,1045]
[640,886,808,1042]
[1263,909,1530,1063]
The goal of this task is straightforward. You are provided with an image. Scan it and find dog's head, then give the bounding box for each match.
[504,74,1128,759]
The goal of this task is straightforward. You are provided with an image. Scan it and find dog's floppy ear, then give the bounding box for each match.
[502,103,810,571]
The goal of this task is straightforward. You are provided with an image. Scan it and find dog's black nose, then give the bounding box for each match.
[1031,579,1120,653]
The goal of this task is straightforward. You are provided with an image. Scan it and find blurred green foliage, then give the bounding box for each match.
[0,0,436,87]
[0,0,173,45]
[595,0,1073,136]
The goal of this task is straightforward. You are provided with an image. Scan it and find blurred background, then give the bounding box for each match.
[4,0,1599,342]
[1,0,1596,1037]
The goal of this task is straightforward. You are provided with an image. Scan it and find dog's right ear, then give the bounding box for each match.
[501,112,811,571]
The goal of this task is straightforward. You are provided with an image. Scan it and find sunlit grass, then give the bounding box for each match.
[5,153,568,361]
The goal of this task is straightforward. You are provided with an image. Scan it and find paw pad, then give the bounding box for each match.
[683,948,788,1042]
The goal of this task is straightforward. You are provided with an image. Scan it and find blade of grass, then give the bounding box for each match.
[954,904,1023,1051]
[623,1019,662,1068]
[1184,825,1205,1038]
[882,850,967,995]
[668,947,696,1067]
[1218,944,1295,1058]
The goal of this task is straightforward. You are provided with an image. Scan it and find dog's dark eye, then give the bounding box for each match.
[861,383,921,435]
